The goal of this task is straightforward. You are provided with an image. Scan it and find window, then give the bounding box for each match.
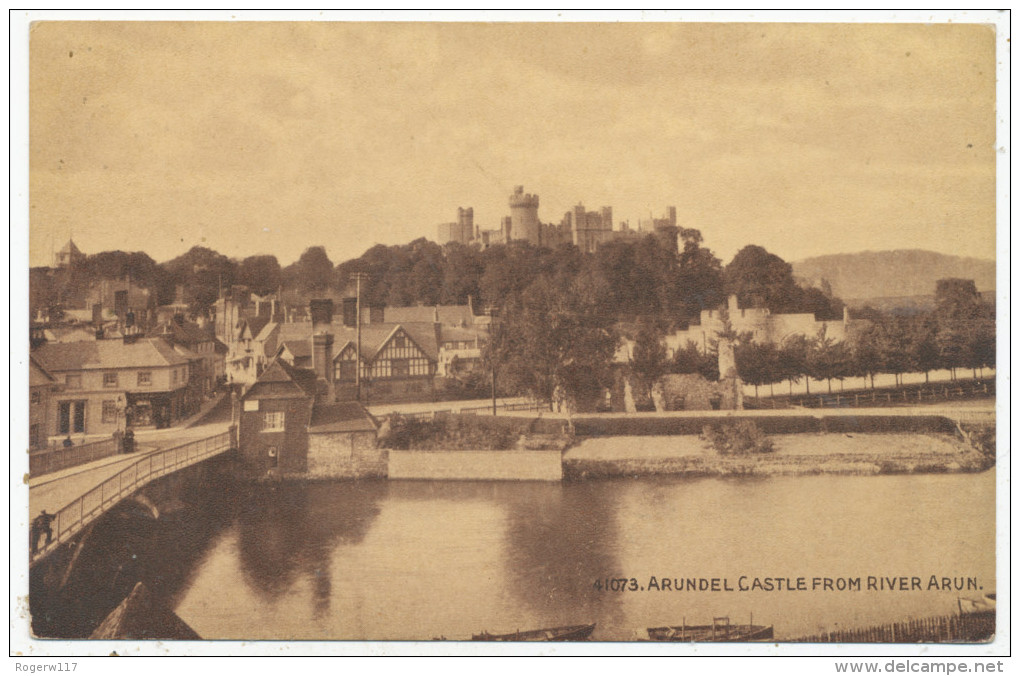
[58,400,86,434]
[335,361,357,382]
[29,424,40,449]
[102,400,119,424]
[261,411,285,432]
[103,372,118,388]
[391,359,410,378]
[393,335,406,349]
[172,369,178,385]
[65,374,82,390]
[30,390,41,405]
[137,371,152,386]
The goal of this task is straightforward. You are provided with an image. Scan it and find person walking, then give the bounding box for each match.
[31,510,55,555]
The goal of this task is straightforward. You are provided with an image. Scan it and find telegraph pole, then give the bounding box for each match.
[353,272,368,401]
[487,305,498,416]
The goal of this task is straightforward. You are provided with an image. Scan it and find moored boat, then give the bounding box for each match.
[648,617,773,642]
[472,623,596,641]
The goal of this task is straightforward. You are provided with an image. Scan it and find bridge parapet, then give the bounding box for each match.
[31,427,235,565]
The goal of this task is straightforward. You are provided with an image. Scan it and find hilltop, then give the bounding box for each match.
[792,250,996,306]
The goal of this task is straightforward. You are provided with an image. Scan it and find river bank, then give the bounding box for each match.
[562,431,993,480]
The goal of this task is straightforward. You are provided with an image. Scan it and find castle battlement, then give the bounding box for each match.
[509,185,540,208]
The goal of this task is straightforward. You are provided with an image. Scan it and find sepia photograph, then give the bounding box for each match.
[12,10,1007,661]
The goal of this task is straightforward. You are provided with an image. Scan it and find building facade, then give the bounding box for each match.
[32,337,194,438]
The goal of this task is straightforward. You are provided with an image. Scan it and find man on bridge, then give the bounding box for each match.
[30,510,56,555]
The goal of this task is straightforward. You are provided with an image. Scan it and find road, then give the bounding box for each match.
[28,416,232,519]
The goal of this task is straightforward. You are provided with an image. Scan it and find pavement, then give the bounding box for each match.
[28,394,234,518]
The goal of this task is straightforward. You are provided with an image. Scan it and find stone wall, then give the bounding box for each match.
[388,449,562,481]
[306,430,386,479]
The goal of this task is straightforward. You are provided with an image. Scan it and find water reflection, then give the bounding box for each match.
[169,471,995,641]
[236,482,383,617]
[499,481,627,635]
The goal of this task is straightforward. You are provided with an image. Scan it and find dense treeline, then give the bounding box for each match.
[31,233,992,411]
[33,230,842,327]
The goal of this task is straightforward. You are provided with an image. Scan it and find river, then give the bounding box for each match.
[161,469,994,642]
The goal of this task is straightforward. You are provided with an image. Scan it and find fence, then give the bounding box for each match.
[747,381,995,411]
[381,400,549,423]
[791,612,994,643]
[31,427,235,564]
[29,437,120,477]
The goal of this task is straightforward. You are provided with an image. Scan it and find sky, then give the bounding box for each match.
[26,18,999,268]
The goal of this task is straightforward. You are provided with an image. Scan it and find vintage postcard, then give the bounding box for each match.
[12,11,1008,662]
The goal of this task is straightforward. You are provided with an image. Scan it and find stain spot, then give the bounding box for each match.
[967,144,973,148]
[68,51,73,58]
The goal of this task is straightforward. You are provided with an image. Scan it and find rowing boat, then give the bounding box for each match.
[472,623,596,641]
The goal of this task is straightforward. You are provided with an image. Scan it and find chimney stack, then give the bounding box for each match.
[341,298,358,328]
[310,299,334,333]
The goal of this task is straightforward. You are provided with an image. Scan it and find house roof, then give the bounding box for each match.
[308,402,378,434]
[58,239,83,256]
[245,357,318,399]
[280,340,312,359]
[151,320,213,346]
[254,321,279,343]
[384,304,475,326]
[29,355,57,387]
[32,337,192,372]
[439,325,486,343]
[90,582,201,640]
[276,321,440,362]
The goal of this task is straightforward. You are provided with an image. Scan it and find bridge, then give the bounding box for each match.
[29,425,236,566]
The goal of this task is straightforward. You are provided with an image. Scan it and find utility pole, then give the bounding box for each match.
[487,305,498,416]
[353,272,368,402]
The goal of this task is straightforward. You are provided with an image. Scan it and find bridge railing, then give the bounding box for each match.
[29,437,120,477]
[32,427,235,563]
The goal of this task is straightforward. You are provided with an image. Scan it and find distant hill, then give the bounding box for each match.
[792,250,996,305]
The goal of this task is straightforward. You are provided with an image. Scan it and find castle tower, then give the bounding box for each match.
[509,186,541,246]
[457,207,474,243]
[601,206,613,231]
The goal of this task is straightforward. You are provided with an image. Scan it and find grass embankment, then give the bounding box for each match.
[379,413,571,451]
[563,424,995,480]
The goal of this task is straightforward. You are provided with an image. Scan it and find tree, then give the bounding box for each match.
[735,340,782,399]
[674,228,725,325]
[284,246,334,296]
[724,245,800,312]
[160,246,237,315]
[909,314,940,384]
[630,320,668,398]
[491,273,619,413]
[671,340,720,382]
[846,319,883,389]
[778,335,811,395]
[934,279,988,380]
[237,255,282,296]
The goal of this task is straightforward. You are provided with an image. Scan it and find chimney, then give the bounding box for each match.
[312,332,335,385]
[728,294,740,315]
[369,305,384,324]
[92,303,103,327]
[341,298,358,328]
[114,289,128,317]
[310,299,334,333]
